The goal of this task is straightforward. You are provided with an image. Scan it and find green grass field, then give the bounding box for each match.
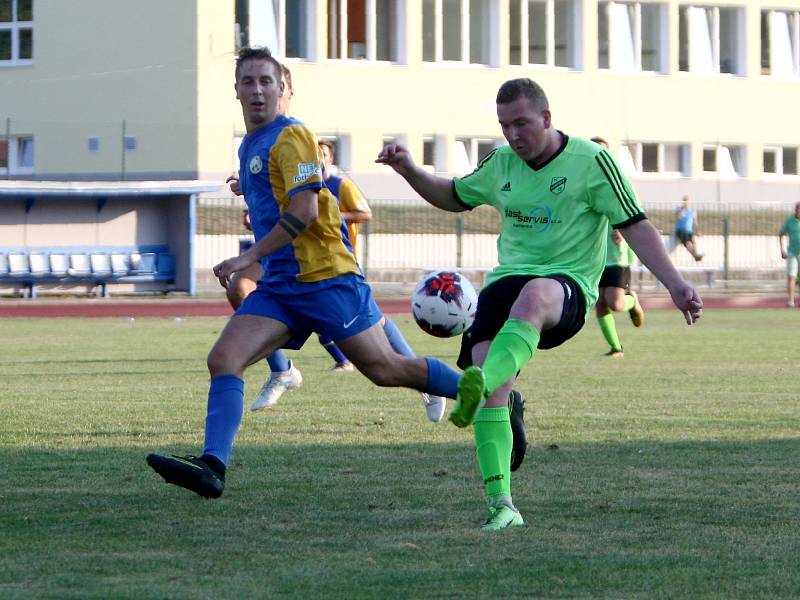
[1,309,799,599]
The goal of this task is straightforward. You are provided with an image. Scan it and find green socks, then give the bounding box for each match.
[482,319,540,395]
[474,407,513,499]
[598,313,622,352]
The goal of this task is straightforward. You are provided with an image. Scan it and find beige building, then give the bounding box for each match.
[2,0,800,203]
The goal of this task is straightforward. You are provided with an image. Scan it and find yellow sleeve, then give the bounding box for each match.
[337,179,371,214]
[274,125,325,198]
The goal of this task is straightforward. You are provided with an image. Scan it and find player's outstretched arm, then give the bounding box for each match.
[376,143,465,213]
[621,220,703,325]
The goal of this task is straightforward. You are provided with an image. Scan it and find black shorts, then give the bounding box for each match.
[676,230,694,244]
[598,265,630,290]
[457,274,586,369]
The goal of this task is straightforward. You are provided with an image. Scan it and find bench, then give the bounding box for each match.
[0,245,176,298]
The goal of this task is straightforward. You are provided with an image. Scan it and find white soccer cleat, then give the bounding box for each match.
[421,393,446,423]
[330,361,355,372]
[249,361,303,411]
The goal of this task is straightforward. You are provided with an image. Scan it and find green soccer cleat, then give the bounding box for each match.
[146,453,225,498]
[449,366,486,428]
[481,504,525,531]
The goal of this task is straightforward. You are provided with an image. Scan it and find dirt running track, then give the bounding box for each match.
[0,294,790,318]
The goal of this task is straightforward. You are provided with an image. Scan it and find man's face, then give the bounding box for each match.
[278,72,293,116]
[497,97,551,162]
[320,144,334,171]
[235,58,283,131]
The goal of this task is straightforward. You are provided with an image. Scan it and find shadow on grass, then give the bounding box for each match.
[2,438,800,599]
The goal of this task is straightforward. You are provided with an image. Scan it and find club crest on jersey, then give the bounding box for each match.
[293,161,320,183]
[249,155,263,174]
[550,176,567,195]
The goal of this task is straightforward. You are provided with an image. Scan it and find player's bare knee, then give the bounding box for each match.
[207,346,244,377]
[608,298,626,312]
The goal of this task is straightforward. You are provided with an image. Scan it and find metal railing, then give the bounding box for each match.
[195,196,796,292]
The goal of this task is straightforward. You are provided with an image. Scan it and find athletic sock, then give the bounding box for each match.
[623,294,635,312]
[598,313,622,352]
[424,356,460,399]
[267,350,290,373]
[202,375,244,466]
[318,336,349,364]
[473,407,513,499]
[383,317,415,358]
[482,319,540,395]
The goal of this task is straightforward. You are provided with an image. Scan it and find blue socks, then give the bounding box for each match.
[203,375,244,465]
[267,350,290,373]
[384,317,415,358]
[318,335,349,364]
[424,356,460,399]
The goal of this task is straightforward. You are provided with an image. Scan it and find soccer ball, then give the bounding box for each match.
[411,270,478,338]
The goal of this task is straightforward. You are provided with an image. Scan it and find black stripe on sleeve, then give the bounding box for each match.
[452,180,475,211]
[595,151,638,217]
[461,147,499,180]
[613,213,648,229]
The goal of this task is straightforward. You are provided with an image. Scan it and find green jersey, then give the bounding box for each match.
[605,226,634,268]
[780,216,800,255]
[453,134,645,313]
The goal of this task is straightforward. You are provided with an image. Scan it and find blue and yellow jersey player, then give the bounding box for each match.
[146,47,463,499]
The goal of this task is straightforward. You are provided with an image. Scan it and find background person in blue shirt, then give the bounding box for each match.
[674,195,704,261]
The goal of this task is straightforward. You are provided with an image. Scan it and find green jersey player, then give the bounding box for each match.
[377,78,703,531]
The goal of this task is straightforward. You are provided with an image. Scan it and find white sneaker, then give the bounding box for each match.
[331,361,355,372]
[421,393,446,423]
[249,361,303,411]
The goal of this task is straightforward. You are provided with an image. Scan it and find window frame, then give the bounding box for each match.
[678,4,745,76]
[423,0,499,66]
[0,0,33,66]
[623,141,690,176]
[702,143,745,178]
[509,0,582,70]
[760,9,800,78]
[236,0,318,61]
[597,1,667,74]
[0,135,34,175]
[762,145,799,177]
[327,0,406,63]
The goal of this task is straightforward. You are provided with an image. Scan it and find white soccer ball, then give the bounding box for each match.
[411,270,478,338]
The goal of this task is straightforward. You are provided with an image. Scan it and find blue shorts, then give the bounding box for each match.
[236,273,383,350]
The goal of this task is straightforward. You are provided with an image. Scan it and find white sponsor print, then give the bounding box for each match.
[293,161,320,184]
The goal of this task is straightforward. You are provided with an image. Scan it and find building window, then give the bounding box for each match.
[509,0,581,69]
[0,135,34,174]
[763,146,799,175]
[598,1,666,72]
[87,137,100,153]
[623,142,689,175]
[235,0,316,60]
[423,0,496,65]
[679,5,744,75]
[327,0,404,62]
[452,136,501,174]
[703,143,744,177]
[317,134,353,171]
[761,10,800,77]
[0,0,33,65]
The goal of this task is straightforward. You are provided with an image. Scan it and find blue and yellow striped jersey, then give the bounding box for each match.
[238,116,359,283]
